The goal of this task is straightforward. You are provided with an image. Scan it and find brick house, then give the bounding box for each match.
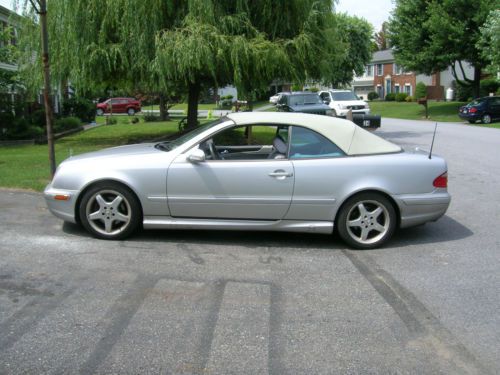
[352,49,474,100]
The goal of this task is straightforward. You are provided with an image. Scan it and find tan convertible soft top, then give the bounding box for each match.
[227,112,401,156]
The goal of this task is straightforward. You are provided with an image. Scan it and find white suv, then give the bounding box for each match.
[318,90,370,117]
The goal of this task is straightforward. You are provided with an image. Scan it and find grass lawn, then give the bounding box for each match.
[0,120,182,191]
[369,101,466,122]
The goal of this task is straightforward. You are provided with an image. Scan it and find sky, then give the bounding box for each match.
[335,0,394,31]
[1,0,395,31]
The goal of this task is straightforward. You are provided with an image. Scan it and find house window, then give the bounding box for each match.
[394,84,400,94]
[405,84,412,95]
[365,65,374,77]
[393,64,403,75]
[376,64,383,76]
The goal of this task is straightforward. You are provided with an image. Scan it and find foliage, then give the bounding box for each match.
[454,84,474,102]
[367,92,379,101]
[374,22,390,51]
[291,84,303,91]
[415,82,427,99]
[395,93,408,102]
[478,9,500,74]
[143,112,162,122]
[405,95,414,102]
[61,97,96,123]
[308,87,319,92]
[329,13,373,86]
[385,93,396,101]
[480,78,500,96]
[54,116,82,133]
[369,101,468,122]
[389,0,497,96]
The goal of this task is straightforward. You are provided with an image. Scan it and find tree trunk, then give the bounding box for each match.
[39,0,56,177]
[187,81,200,129]
[159,93,168,121]
[473,66,481,98]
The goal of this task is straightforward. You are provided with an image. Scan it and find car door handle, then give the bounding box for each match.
[268,170,293,178]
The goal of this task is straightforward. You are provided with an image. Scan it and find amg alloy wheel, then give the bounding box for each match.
[79,182,141,240]
[337,192,396,249]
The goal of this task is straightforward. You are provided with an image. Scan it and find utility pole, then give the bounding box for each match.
[29,0,56,177]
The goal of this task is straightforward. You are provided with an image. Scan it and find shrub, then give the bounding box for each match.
[143,112,161,122]
[3,118,44,140]
[130,116,139,124]
[480,78,500,96]
[415,82,427,99]
[62,97,95,123]
[367,91,379,101]
[54,116,81,133]
[455,84,474,102]
[106,117,118,125]
[291,84,302,91]
[395,93,408,102]
[308,87,319,92]
[405,95,414,102]
[385,93,396,101]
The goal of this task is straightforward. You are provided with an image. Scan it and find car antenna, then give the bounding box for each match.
[429,122,438,159]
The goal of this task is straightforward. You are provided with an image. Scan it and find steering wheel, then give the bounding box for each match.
[207,140,220,160]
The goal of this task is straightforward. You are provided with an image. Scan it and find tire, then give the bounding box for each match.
[468,120,476,124]
[127,108,135,116]
[96,108,104,116]
[78,182,141,240]
[337,192,397,249]
[482,114,492,124]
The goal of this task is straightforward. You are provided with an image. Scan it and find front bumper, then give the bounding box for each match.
[394,190,451,228]
[44,184,79,223]
[337,108,370,117]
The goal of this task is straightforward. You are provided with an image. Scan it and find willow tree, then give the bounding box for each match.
[18,0,355,130]
[154,0,340,129]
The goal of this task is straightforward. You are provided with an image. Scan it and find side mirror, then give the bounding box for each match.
[187,148,206,163]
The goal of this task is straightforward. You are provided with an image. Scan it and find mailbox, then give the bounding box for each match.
[351,114,381,130]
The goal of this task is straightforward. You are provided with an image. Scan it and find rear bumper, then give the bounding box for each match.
[393,191,451,228]
[458,112,481,121]
[44,184,79,223]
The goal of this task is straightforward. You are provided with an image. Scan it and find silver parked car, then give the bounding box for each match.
[45,112,450,249]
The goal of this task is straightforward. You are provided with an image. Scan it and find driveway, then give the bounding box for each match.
[0,118,499,374]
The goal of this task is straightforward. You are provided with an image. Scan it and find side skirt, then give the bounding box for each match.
[143,216,334,234]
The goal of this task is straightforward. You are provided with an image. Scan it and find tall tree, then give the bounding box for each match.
[389,0,496,97]
[478,9,500,75]
[326,13,373,87]
[374,22,390,51]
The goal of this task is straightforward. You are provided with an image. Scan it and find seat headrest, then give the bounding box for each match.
[273,136,287,154]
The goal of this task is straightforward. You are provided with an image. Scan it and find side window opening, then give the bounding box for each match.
[289,126,345,159]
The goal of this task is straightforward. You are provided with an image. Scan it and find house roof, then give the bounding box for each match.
[372,49,394,63]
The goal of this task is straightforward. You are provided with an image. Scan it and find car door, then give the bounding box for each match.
[489,97,500,119]
[166,126,294,220]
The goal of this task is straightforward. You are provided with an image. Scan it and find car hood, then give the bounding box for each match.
[290,104,330,112]
[67,143,161,162]
[333,100,367,106]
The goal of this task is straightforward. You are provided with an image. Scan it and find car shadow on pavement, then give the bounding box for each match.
[62,214,472,251]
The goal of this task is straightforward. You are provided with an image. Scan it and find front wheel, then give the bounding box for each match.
[482,114,492,124]
[337,192,396,249]
[96,108,104,116]
[127,108,136,116]
[79,182,141,240]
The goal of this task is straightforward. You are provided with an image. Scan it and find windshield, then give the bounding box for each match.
[289,94,322,105]
[155,118,225,151]
[331,91,359,101]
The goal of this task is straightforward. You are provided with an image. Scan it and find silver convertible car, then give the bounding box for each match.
[44,112,450,249]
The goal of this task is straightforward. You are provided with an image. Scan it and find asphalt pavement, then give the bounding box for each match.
[0,117,499,374]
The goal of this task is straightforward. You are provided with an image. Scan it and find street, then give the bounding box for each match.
[0,118,499,374]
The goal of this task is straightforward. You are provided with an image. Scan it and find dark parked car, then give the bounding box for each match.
[276,92,333,116]
[96,97,141,116]
[459,96,500,124]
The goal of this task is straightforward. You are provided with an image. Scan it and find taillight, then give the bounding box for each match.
[433,172,448,188]
[469,107,477,113]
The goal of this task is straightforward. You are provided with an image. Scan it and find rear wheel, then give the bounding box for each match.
[482,114,492,124]
[96,108,104,116]
[79,182,141,240]
[337,192,396,249]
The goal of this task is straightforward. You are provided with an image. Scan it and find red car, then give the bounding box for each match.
[96,97,141,116]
